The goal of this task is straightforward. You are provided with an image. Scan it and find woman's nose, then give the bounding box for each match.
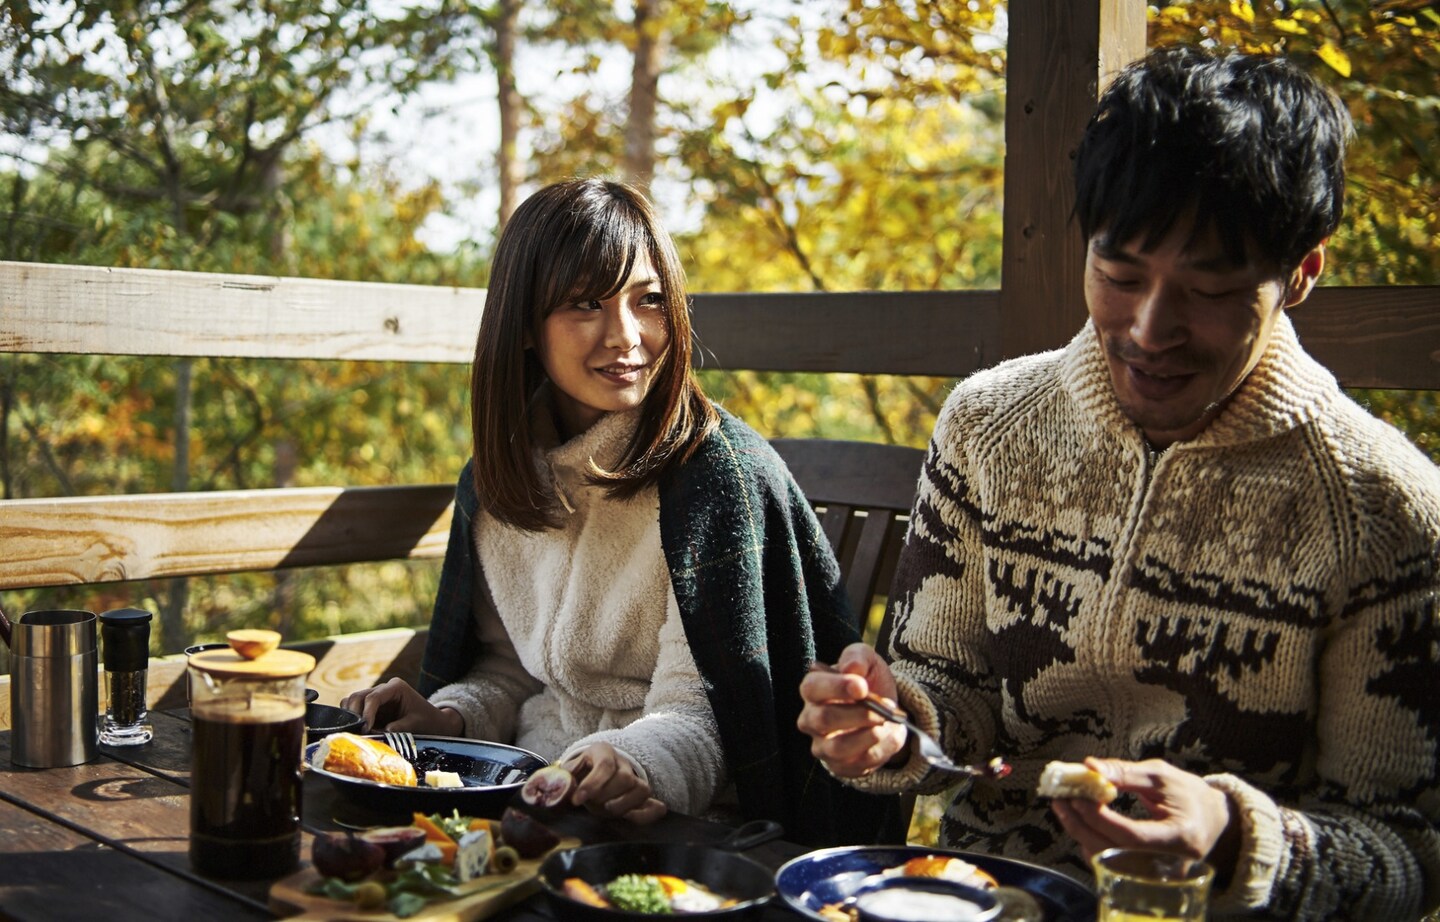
[605,304,641,350]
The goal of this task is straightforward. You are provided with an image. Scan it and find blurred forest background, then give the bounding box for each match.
[2,0,1437,659]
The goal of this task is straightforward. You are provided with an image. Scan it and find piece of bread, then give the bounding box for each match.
[1036,760,1117,804]
[312,732,417,786]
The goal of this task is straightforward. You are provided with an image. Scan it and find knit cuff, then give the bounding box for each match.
[427,684,503,744]
[1204,772,1285,914]
[835,673,946,794]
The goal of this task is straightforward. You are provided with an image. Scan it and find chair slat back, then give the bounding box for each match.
[771,439,925,639]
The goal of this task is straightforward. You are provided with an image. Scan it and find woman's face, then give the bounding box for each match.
[536,249,670,438]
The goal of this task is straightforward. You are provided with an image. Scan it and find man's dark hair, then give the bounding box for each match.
[1073,45,1351,271]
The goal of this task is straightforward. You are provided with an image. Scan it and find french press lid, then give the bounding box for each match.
[187,629,315,679]
[100,608,152,672]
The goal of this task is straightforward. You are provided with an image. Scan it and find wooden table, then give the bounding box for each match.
[0,710,811,921]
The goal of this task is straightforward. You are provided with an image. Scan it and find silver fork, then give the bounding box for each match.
[809,662,1009,779]
[383,730,418,763]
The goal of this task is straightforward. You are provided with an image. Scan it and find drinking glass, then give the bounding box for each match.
[1092,848,1213,922]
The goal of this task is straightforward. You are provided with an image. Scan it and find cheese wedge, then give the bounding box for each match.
[1036,760,1117,804]
[312,732,417,786]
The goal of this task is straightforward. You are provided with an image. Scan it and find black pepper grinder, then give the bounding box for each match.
[99,608,154,746]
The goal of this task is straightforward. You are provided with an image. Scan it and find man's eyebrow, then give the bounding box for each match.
[1090,238,1248,274]
[1090,238,1139,264]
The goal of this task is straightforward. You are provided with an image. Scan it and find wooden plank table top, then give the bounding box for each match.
[0,710,812,921]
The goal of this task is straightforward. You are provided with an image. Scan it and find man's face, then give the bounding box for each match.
[1084,224,1322,449]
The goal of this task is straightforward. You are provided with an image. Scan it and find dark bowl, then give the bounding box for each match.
[304,702,365,742]
[538,841,774,920]
[854,877,1002,922]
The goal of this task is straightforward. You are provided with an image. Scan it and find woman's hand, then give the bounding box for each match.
[562,742,667,824]
[1050,757,1239,877]
[796,642,910,778]
[339,677,464,736]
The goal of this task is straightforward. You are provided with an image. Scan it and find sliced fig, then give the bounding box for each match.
[520,763,575,810]
[311,830,385,881]
[357,825,428,867]
[500,806,560,858]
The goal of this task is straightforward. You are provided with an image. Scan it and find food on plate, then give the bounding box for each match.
[854,886,993,921]
[356,826,427,866]
[1036,760,1117,804]
[424,769,464,788]
[500,805,561,858]
[305,810,558,917]
[454,828,493,882]
[562,873,738,913]
[563,878,610,907]
[310,831,385,881]
[817,855,999,921]
[883,855,998,889]
[311,732,418,786]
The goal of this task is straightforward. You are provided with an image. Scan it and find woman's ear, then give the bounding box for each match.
[1282,243,1326,308]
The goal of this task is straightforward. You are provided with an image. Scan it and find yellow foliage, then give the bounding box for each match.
[1316,42,1352,78]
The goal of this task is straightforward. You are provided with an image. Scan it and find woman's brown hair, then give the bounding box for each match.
[470,179,718,531]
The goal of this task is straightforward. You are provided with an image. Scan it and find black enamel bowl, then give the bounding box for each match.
[304,734,547,819]
[304,702,365,742]
[536,820,784,920]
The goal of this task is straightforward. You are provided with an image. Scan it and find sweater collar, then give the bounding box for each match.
[1060,312,1337,450]
[528,385,640,511]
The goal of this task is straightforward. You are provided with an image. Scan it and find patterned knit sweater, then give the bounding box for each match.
[848,316,1440,920]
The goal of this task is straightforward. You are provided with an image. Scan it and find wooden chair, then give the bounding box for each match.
[771,438,925,641]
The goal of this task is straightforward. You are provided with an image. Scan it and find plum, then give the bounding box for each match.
[499,806,560,858]
[311,831,385,881]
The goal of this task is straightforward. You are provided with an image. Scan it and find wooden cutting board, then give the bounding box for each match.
[269,838,579,922]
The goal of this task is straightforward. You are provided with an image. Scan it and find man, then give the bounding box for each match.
[798,46,1440,920]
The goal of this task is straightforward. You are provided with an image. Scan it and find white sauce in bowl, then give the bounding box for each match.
[856,887,988,921]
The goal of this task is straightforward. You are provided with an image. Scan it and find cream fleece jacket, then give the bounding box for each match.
[426,407,725,816]
[846,315,1440,920]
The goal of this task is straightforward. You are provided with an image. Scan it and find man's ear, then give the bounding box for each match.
[1282,243,1326,308]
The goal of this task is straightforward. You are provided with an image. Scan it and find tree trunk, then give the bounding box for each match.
[623,0,666,190]
[496,0,523,229]
[162,358,193,653]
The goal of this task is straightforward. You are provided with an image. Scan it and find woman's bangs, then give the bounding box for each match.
[540,206,649,312]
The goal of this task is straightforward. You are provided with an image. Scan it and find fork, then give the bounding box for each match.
[383,730,418,763]
[808,662,1009,779]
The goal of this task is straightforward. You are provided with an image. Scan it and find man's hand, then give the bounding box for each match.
[562,742,666,824]
[339,677,464,736]
[1050,757,1239,877]
[796,642,910,777]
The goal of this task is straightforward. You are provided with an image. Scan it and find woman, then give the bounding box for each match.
[343,179,898,845]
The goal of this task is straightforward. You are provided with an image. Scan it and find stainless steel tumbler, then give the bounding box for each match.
[10,609,99,767]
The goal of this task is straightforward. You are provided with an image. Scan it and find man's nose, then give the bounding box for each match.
[1129,284,1187,352]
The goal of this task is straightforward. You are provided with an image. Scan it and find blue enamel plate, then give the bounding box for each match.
[304,734,547,819]
[775,846,1094,922]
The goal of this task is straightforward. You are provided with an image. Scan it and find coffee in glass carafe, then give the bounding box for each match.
[187,630,314,879]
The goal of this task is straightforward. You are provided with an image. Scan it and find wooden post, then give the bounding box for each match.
[999,0,1146,360]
